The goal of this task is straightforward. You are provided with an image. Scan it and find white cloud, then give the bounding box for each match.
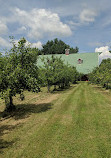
[95,46,111,62]
[0,20,8,34]
[0,37,11,48]
[66,8,98,30]
[30,41,42,49]
[67,20,81,30]
[80,9,97,23]
[17,26,27,33]
[10,8,72,39]
[14,39,42,49]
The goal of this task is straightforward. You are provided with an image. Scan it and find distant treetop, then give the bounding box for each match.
[39,38,79,55]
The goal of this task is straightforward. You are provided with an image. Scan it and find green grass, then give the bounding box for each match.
[1,82,111,158]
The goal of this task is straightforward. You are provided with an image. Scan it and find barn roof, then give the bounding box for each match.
[37,52,100,74]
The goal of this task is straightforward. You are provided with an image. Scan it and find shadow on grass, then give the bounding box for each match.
[0,124,19,153]
[0,102,53,120]
[51,85,77,93]
[14,103,52,120]
[0,102,52,153]
[0,139,15,154]
[92,84,111,90]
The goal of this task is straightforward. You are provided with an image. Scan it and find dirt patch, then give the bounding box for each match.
[36,94,59,104]
[0,93,60,127]
[61,114,72,125]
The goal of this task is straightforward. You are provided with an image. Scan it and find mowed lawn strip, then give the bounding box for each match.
[37,83,111,158]
[1,83,111,158]
[0,85,77,157]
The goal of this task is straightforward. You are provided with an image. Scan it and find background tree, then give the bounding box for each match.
[39,55,79,92]
[40,38,79,55]
[89,58,111,89]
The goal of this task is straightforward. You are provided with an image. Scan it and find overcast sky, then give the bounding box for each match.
[0,0,111,54]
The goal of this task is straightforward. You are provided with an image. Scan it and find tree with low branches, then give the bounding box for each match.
[0,37,40,112]
[39,55,79,92]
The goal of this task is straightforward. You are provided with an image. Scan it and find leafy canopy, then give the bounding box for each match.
[89,58,111,89]
[0,37,40,111]
[39,55,79,92]
[40,38,79,55]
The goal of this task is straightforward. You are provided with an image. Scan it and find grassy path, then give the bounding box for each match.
[1,82,111,157]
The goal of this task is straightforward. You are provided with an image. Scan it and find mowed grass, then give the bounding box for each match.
[1,82,111,158]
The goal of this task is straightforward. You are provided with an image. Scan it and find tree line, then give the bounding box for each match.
[89,58,111,89]
[0,37,80,114]
[39,55,79,92]
[32,38,79,55]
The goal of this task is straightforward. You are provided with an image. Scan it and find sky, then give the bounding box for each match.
[0,0,111,60]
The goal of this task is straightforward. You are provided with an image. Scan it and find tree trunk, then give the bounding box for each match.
[20,93,25,101]
[53,85,57,91]
[61,83,64,89]
[106,82,109,89]
[5,95,16,112]
[47,84,50,93]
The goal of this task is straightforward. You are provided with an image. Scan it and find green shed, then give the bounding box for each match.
[37,52,100,74]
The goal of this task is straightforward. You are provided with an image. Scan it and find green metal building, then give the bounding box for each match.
[37,52,100,74]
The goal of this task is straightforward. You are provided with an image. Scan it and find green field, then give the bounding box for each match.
[1,82,111,158]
